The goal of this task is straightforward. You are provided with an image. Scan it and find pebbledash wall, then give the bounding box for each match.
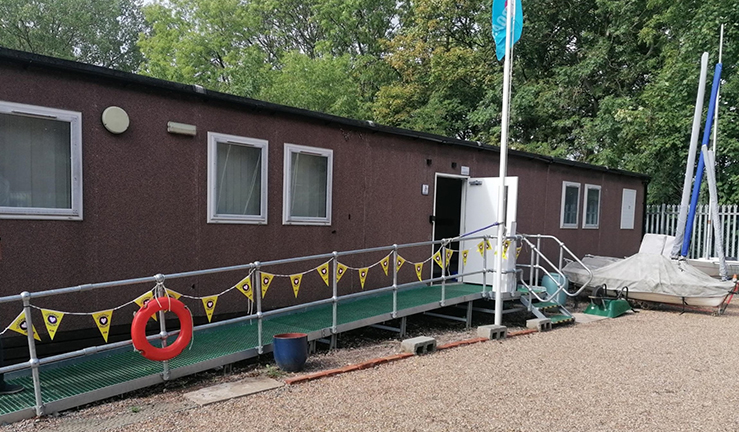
[0,48,648,339]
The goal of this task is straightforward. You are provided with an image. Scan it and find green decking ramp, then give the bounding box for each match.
[0,283,484,422]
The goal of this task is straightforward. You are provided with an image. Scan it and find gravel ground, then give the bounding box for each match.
[6,301,739,432]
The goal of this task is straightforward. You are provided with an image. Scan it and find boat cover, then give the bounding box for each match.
[562,253,734,299]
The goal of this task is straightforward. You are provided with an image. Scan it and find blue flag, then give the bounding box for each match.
[492,0,523,61]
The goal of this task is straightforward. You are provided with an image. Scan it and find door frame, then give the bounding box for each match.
[431,173,469,279]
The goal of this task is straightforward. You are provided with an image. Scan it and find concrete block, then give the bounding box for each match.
[477,324,508,340]
[400,336,437,355]
[526,318,552,332]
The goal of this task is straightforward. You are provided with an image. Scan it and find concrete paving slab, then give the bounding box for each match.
[184,376,283,406]
[572,312,609,324]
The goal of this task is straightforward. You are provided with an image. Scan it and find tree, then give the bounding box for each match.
[629,0,739,203]
[374,0,495,140]
[0,0,145,72]
[139,0,396,116]
[137,0,737,203]
[138,0,270,97]
[258,52,370,119]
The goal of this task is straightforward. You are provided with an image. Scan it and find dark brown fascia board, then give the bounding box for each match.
[0,47,649,181]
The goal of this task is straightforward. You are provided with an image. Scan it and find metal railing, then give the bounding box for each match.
[515,234,593,303]
[646,203,739,259]
[1,233,525,416]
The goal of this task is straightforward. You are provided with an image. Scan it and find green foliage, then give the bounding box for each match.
[3,0,737,203]
[373,0,494,140]
[264,364,285,379]
[138,0,270,96]
[258,52,370,119]
[0,0,145,72]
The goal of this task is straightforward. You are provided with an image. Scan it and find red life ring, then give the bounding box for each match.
[131,296,193,362]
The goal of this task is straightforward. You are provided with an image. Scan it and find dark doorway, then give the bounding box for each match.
[433,176,464,278]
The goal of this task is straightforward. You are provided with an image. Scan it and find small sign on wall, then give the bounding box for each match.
[422,184,429,195]
[461,166,470,175]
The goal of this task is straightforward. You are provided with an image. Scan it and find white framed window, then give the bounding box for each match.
[207,132,268,224]
[283,143,333,225]
[582,184,601,229]
[620,188,636,230]
[560,181,580,229]
[0,101,82,220]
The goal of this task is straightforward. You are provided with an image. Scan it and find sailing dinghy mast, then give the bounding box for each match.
[681,26,728,280]
[670,52,709,258]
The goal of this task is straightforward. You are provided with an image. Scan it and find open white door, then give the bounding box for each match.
[460,177,518,292]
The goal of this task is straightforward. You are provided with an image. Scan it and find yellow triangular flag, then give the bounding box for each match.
[477,241,485,257]
[415,263,424,281]
[336,263,348,283]
[290,273,303,298]
[201,296,218,322]
[316,262,330,286]
[462,250,469,266]
[134,291,157,321]
[8,311,41,341]
[134,291,154,308]
[92,310,113,343]
[445,248,453,267]
[396,256,406,272]
[380,256,390,276]
[165,289,182,299]
[260,273,274,298]
[41,309,64,340]
[358,267,369,289]
[433,250,443,268]
[235,275,254,301]
[502,240,511,259]
[516,246,522,258]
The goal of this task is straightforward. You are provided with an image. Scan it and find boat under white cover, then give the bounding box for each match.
[562,253,735,308]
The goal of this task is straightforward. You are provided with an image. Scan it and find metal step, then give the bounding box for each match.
[516,284,546,294]
[531,301,559,311]
[549,314,575,325]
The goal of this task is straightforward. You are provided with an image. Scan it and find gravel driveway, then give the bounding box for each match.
[8,303,739,431]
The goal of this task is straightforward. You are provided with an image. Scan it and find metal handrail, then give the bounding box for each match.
[0,234,494,369]
[515,234,594,302]
[1,230,539,417]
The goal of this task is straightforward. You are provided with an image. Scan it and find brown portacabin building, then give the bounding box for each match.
[0,48,648,350]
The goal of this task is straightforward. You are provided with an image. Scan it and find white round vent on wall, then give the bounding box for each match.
[101,106,130,134]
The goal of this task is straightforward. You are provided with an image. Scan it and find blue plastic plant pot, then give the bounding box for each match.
[272,333,309,372]
[541,273,568,305]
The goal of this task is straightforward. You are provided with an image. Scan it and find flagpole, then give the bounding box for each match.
[494,0,514,326]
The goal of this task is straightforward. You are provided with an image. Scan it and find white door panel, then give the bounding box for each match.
[460,177,518,292]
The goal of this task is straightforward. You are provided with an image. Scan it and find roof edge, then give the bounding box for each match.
[0,47,649,181]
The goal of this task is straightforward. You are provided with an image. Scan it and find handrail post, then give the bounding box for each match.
[391,245,398,319]
[154,274,170,380]
[332,252,338,333]
[535,236,542,283]
[254,262,263,354]
[21,291,44,416]
[494,229,505,326]
[440,241,447,306]
[482,235,488,297]
[558,242,564,272]
[528,236,534,287]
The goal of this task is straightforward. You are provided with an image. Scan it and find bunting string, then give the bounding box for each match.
[3,245,464,340]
